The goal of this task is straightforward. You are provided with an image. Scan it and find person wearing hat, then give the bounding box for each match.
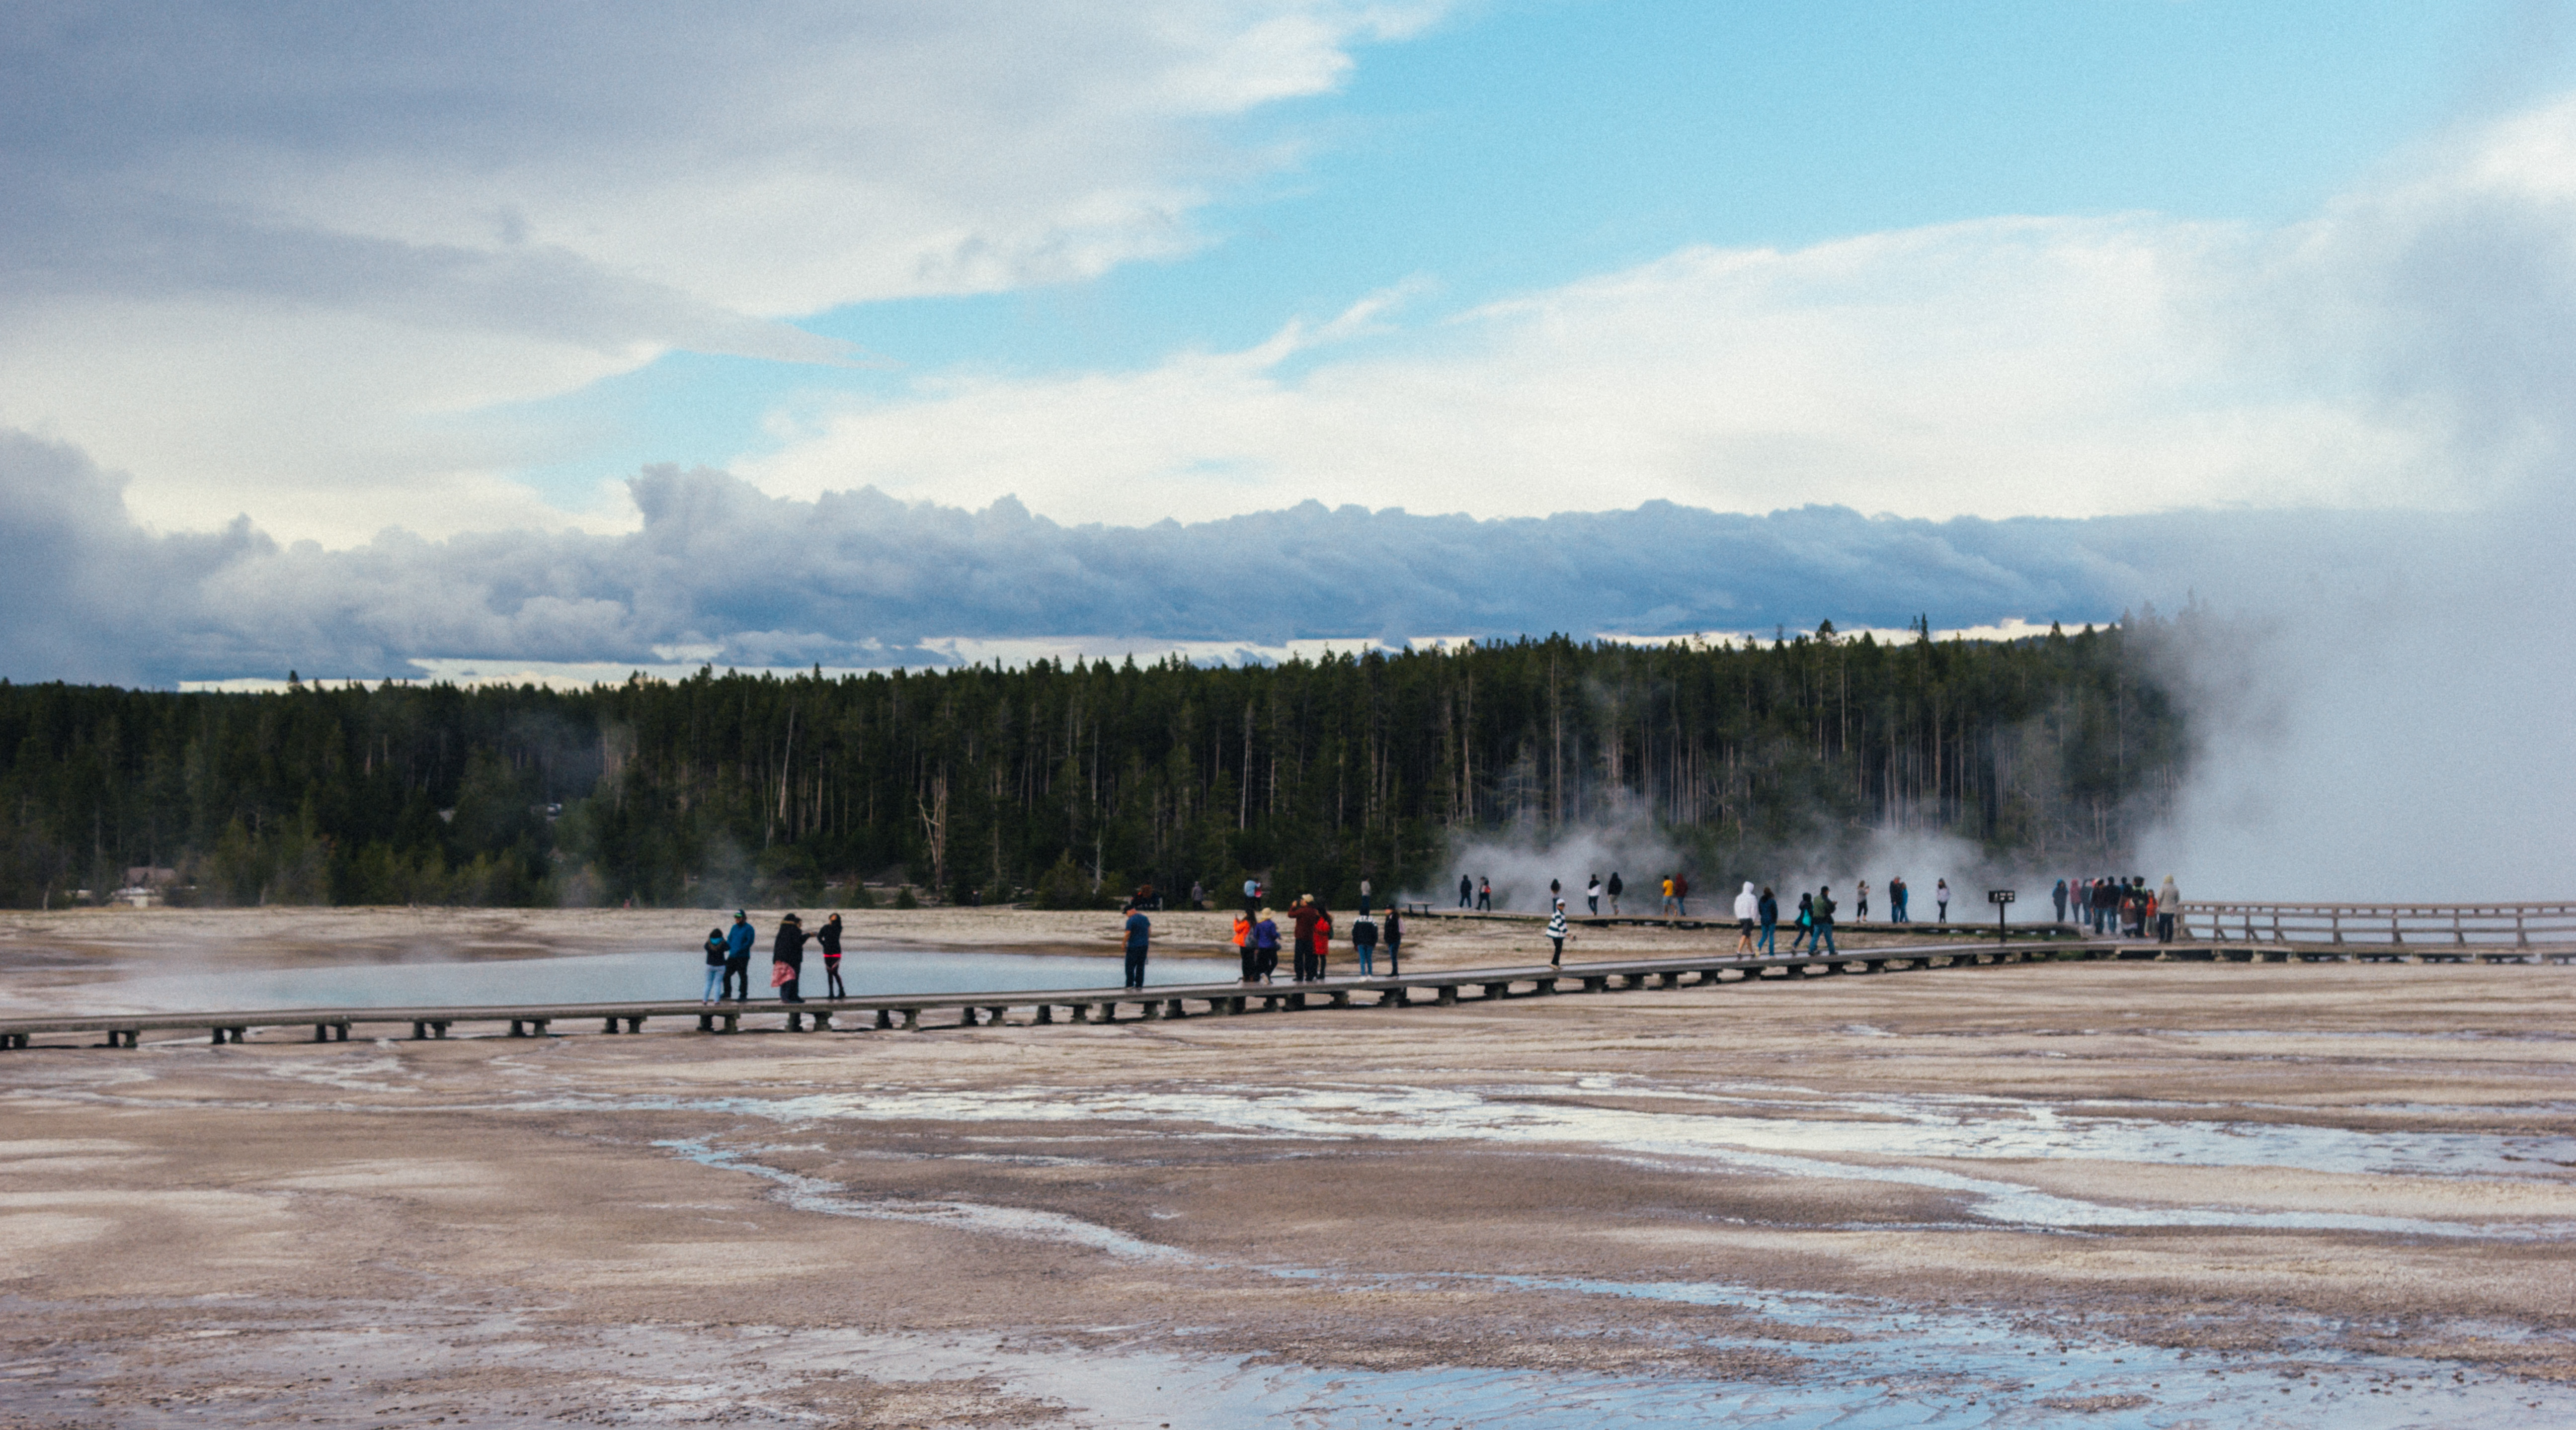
[722,910,755,1002]
[817,912,846,998]
[772,913,808,1003]
[1252,907,1281,982]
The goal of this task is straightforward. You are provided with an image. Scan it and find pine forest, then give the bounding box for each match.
[0,620,2189,910]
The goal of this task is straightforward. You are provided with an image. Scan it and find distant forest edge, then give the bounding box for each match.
[0,620,2187,910]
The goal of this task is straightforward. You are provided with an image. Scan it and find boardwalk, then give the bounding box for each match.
[6,925,2570,1050]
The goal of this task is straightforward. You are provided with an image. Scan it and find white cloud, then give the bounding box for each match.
[745,96,2576,525]
[0,0,1441,541]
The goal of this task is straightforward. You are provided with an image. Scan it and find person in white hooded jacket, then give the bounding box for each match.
[1734,881,1759,952]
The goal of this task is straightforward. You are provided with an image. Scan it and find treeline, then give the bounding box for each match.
[0,619,2187,910]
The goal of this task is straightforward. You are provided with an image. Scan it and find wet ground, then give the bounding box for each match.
[4,944,2576,1426]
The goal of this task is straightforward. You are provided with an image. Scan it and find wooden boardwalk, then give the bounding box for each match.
[5,929,2569,1051]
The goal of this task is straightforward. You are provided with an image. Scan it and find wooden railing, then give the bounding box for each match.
[2177,901,2576,949]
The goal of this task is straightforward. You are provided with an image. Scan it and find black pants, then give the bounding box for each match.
[1384,942,1399,976]
[1239,945,1258,980]
[1292,944,1315,981]
[825,959,845,998]
[1477,893,1489,910]
[1550,936,1563,965]
[723,959,750,1000]
[1124,947,1147,988]
[778,972,802,1003]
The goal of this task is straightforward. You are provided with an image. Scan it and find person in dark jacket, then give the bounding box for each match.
[723,910,755,1002]
[1476,877,1492,912]
[772,914,807,1003]
[816,912,845,997]
[1352,914,1379,975]
[1607,871,1624,915]
[701,927,728,1003]
[1382,907,1404,976]
[1757,887,1778,954]
[2052,877,2069,923]
[1458,874,1473,909]
[1810,886,1839,954]
[1291,897,1323,981]
[1789,892,1815,951]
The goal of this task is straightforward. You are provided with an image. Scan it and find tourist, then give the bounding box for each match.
[1359,878,1373,917]
[1757,886,1778,954]
[724,910,755,1002]
[1733,881,1758,952]
[1190,879,1205,910]
[1477,877,1492,912]
[701,926,728,1004]
[1292,897,1322,981]
[1458,873,1473,908]
[1121,902,1150,989]
[1811,886,1840,954]
[1935,878,1950,921]
[1253,907,1281,981]
[1586,873,1602,915]
[1313,902,1334,979]
[1789,892,1815,951]
[771,913,806,1004]
[2157,875,2180,943]
[1353,911,1379,974]
[1382,907,1404,976]
[817,912,846,998]
[1233,909,1256,981]
[1675,874,1690,918]
[1607,871,1624,915]
[1856,880,1870,922]
[2052,877,2069,923]
[1660,875,1677,917]
[1547,899,1570,967]
[1890,876,1909,923]
[1244,876,1263,920]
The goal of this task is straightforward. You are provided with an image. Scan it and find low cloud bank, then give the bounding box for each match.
[0,428,2446,687]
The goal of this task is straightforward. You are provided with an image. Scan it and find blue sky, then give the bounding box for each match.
[498,0,2557,509]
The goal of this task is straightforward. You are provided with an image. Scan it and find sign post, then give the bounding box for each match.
[1988,888,2015,943]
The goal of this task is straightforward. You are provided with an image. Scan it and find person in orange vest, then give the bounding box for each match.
[1232,910,1256,982]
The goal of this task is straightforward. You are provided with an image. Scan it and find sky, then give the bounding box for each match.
[8,0,2576,682]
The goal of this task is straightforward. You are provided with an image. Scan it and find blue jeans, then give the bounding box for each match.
[1758,922,1775,953]
[1357,945,1375,974]
[1790,923,1810,950]
[1811,923,1838,953]
[702,965,725,1000]
[1124,947,1147,988]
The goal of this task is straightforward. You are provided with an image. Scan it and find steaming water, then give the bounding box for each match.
[47,946,1227,1014]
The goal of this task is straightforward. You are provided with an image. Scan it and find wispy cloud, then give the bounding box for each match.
[0,0,1441,540]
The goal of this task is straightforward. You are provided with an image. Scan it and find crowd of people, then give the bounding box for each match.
[1229,876,1404,984]
[690,866,2192,1007]
[2053,874,2183,942]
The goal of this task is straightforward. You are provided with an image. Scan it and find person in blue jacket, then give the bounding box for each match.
[1122,904,1151,989]
[722,910,755,1002]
